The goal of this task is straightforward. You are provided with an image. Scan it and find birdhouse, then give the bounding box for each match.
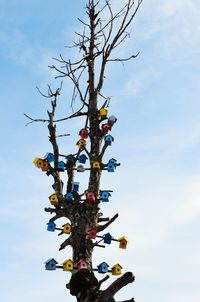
[77,165,85,172]
[105,135,114,145]
[63,259,74,271]
[49,194,59,206]
[44,152,55,163]
[78,154,88,164]
[79,129,89,139]
[73,182,80,192]
[86,192,95,204]
[47,221,56,232]
[99,108,108,119]
[101,123,112,134]
[103,232,113,244]
[77,259,89,271]
[107,162,115,172]
[108,115,117,125]
[33,157,44,169]
[41,160,49,172]
[118,236,128,249]
[45,258,58,271]
[77,139,86,149]
[109,158,117,166]
[111,264,123,276]
[66,155,75,168]
[92,161,101,170]
[87,228,97,239]
[100,191,111,202]
[57,161,65,171]
[62,223,72,234]
[97,262,109,274]
[65,192,74,203]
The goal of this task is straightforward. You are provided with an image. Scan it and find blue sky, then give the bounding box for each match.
[1,0,200,301]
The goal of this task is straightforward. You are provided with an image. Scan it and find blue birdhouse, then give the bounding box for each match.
[107,162,115,172]
[47,221,56,232]
[100,191,111,202]
[78,154,88,164]
[109,158,117,166]
[103,232,113,244]
[65,192,74,203]
[45,258,58,271]
[73,182,80,192]
[57,161,65,171]
[105,135,114,145]
[97,262,109,274]
[44,152,55,163]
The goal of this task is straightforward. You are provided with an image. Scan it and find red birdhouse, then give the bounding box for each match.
[87,228,97,239]
[79,129,89,139]
[77,259,89,271]
[101,123,112,135]
[86,192,95,204]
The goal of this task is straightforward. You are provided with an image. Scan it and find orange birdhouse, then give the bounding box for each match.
[41,160,49,171]
[77,139,86,150]
[63,259,74,271]
[118,236,128,249]
[99,108,108,119]
[111,264,123,276]
[62,223,72,234]
[49,194,59,206]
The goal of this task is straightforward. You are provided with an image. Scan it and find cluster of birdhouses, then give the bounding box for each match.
[95,262,123,276]
[87,229,128,249]
[45,258,123,276]
[47,221,72,234]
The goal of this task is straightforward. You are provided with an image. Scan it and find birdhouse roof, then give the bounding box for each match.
[103,232,113,238]
[63,259,73,265]
[79,154,88,159]
[62,223,71,227]
[112,264,123,269]
[47,221,56,226]
[118,236,129,242]
[45,258,58,265]
[97,262,109,268]
[77,259,89,265]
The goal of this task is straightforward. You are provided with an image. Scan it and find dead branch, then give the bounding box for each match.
[103,272,135,298]
[97,213,119,232]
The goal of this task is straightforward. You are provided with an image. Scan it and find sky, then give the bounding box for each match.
[0,0,200,301]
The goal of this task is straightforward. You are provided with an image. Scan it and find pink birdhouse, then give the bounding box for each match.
[79,129,89,139]
[77,259,89,271]
[86,192,95,204]
[87,228,97,239]
[101,123,112,135]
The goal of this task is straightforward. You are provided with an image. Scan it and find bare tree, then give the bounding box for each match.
[26,1,143,301]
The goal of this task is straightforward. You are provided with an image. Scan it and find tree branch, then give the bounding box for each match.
[97,213,119,232]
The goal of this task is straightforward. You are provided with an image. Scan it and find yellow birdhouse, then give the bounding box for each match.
[33,157,44,169]
[118,236,129,249]
[77,139,86,150]
[62,223,71,234]
[63,259,74,271]
[49,194,59,206]
[99,108,108,118]
[92,161,101,170]
[111,264,123,276]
